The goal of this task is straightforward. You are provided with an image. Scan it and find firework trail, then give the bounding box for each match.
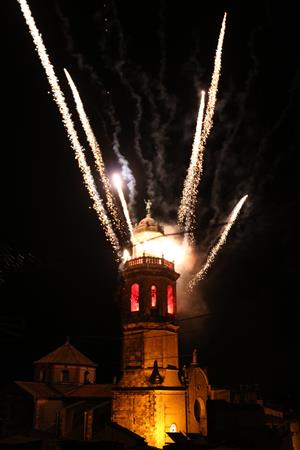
[178,13,227,231]
[209,24,262,227]
[17,0,120,256]
[64,69,123,231]
[201,13,227,144]
[56,4,137,216]
[189,194,248,289]
[178,90,206,229]
[113,174,134,243]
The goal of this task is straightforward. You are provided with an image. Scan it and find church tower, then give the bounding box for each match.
[112,207,187,448]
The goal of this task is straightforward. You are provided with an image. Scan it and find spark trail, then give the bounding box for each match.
[178,13,227,232]
[113,174,134,243]
[178,90,206,231]
[189,194,248,289]
[64,68,123,232]
[17,0,120,256]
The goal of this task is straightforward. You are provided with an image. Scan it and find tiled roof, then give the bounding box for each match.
[66,384,113,398]
[35,342,97,367]
[15,381,61,399]
[15,381,113,399]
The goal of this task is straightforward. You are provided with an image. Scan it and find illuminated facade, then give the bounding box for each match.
[112,212,210,448]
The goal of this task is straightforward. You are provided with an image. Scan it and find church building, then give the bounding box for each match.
[1,210,299,450]
[112,210,210,448]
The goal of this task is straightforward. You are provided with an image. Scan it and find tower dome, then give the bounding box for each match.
[132,200,165,259]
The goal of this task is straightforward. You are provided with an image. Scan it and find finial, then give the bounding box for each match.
[145,199,152,216]
[66,336,70,344]
[192,348,198,365]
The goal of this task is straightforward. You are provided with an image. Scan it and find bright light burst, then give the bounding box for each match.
[189,194,248,290]
[132,230,186,266]
[16,0,120,257]
[113,173,134,242]
[17,4,247,288]
[64,69,123,232]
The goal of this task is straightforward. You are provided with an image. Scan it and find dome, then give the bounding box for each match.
[132,213,165,259]
[134,214,164,237]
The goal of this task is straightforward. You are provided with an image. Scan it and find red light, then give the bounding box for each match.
[130,283,139,311]
[151,285,157,307]
[167,285,174,314]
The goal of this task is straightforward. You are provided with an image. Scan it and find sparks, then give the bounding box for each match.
[64,69,123,232]
[189,194,248,289]
[178,90,206,231]
[17,0,120,257]
[17,4,247,288]
[113,173,134,242]
[179,13,227,234]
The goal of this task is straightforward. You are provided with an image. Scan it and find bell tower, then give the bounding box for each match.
[112,210,187,448]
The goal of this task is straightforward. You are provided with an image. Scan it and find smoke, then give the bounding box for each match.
[96,1,178,216]
[0,244,36,286]
[56,2,137,214]
[160,224,208,317]
[208,23,262,228]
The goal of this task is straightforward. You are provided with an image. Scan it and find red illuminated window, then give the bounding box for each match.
[167,285,174,314]
[151,285,157,307]
[130,283,139,311]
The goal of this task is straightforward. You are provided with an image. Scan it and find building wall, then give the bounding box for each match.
[112,388,186,448]
[34,363,96,384]
[186,365,210,435]
[291,420,300,450]
[123,326,179,370]
[0,389,34,435]
[34,399,63,431]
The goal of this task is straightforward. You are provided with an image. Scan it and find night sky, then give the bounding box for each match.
[1,0,299,405]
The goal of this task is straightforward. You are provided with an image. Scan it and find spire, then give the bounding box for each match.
[192,348,198,365]
[65,336,70,344]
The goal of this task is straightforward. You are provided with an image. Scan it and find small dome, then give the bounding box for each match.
[132,213,165,259]
[134,214,164,236]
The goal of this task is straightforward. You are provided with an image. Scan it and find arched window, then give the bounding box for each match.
[84,370,90,384]
[194,399,201,423]
[151,285,157,307]
[170,423,177,432]
[167,285,174,314]
[61,369,70,383]
[130,283,139,311]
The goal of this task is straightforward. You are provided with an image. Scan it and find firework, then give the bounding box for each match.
[113,174,134,242]
[189,194,248,289]
[179,13,227,234]
[64,69,123,232]
[17,3,246,283]
[178,90,206,231]
[17,0,120,256]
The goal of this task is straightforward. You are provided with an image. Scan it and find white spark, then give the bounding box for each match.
[17,0,120,257]
[189,194,248,289]
[113,173,134,242]
[64,68,123,232]
[178,13,227,234]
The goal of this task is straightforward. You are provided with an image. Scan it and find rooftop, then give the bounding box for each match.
[35,341,97,367]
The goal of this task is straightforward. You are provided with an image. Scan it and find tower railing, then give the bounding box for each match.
[125,255,174,271]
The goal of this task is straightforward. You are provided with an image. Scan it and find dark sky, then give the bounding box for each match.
[1,0,299,404]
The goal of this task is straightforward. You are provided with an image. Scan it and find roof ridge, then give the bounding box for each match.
[34,341,97,366]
